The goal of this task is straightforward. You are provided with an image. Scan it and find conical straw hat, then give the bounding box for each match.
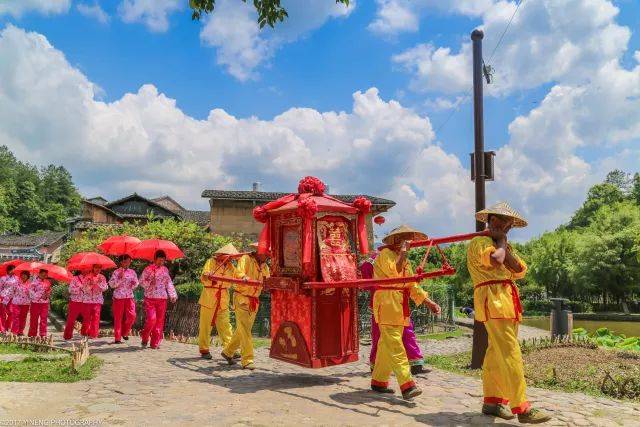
[382,225,428,245]
[214,243,240,256]
[475,202,528,228]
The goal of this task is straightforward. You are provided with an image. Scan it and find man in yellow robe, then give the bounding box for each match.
[371,225,441,400]
[221,244,270,369]
[468,202,551,424]
[198,243,238,359]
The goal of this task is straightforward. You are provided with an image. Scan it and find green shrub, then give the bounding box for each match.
[523,299,552,314]
[175,281,203,301]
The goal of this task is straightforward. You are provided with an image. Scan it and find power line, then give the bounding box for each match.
[487,0,524,63]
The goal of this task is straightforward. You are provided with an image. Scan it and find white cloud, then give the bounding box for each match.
[118,0,182,33]
[1,18,639,240]
[199,0,355,81]
[0,0,70,17]
[77,2,110,24]
[393,0,630,95]
[368,0,418,35]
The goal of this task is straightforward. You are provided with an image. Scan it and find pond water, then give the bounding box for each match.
[521,317,640,337]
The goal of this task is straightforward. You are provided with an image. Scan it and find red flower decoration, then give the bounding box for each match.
[253,206,268,223]
[296,195,318,219]
[374,215,385,225]
[298,176,326,195]
[352,196,372,214]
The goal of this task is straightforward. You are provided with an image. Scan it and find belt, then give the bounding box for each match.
[474,279,522,318]
[206,286,229,326]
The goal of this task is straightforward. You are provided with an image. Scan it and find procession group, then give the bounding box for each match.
[0,201,551,424]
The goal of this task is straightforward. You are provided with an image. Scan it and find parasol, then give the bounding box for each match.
[66,252,117,271]
[129,239,184,262]
[97,235,141,256]
[14,262,71,283]
[0,259,24,276]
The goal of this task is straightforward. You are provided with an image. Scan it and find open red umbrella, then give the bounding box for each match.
[0,259,24,276]
[66,252,117,271]
[130,239,184,262]
[97,235,141,256]
[14,262,72,283]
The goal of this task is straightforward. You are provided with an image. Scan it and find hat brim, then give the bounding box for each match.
[382,231,427,245]
[475,211,528,228]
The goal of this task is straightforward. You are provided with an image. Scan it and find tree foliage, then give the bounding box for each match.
[0,146,81,233]
[189,0,350,27]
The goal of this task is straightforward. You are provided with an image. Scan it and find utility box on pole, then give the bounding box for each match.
[470,151,496,181]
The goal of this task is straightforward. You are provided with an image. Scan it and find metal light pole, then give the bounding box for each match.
[470,28,489,369]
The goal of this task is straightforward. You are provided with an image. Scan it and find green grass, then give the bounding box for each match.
[0,344,33,355]
[0,355,102,382]
[418,329,465,341]
[253,337,271,348]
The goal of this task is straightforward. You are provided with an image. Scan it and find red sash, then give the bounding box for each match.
[474,279,523,319]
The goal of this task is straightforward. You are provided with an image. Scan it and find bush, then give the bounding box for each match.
[175,281,203,301]
[523,299,552,314]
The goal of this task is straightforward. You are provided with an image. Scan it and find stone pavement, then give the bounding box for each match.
[1,329,638,427]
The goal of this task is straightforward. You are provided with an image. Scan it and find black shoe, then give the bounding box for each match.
[371,385,394,394]
[221,351,236,365]
[141,341,148,348]
[114,340,122,344]
[410,365,431,375]
[201,352,213,360]
[123,336,129,341]
[401,386,422,401]
[233,352,241,360]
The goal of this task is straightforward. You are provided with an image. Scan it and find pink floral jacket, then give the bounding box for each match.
[81,273,108,305]
[3,278,31,305]
[0,274,19,304]
[68,276,85,303]
[29,277,52,304]
[108,268,139,299]
[140,265,177,300]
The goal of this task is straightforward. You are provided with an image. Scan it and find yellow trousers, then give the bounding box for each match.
[198,302,233,355]
[222,300,257,367]
[371,325,415,391]
[482,319,530,414]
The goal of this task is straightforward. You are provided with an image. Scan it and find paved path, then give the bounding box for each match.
[0,327,638,426]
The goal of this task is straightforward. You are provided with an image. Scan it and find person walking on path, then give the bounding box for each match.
[198,244,238,359]
[140,250,177,349]
[4,271,31,335]
[0,265,19,333]
[64,271,88,340]
[28,269,51,337]
[82,265,108,339]
[109,255,139,344]
[221,244,270,369]
[370,225,441,400]
[468,202,551,424]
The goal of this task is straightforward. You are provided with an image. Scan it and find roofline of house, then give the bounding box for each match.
[201,190,396,207]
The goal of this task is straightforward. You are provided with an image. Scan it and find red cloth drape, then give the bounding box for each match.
[352,196,371,255]
[253,194,296,255]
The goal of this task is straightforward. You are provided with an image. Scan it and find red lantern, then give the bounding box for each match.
[374,215,385,225]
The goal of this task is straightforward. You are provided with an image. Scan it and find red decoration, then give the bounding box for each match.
[296,195,318,274]
[297,176,326,195]
[97,235,141,256]
[374,215,385,225]
[14,262,71,283]
[130,239,184,262]
[352,196,372,255]
[67,252,117,272]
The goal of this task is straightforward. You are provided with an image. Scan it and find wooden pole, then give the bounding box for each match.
[470,28,489,369]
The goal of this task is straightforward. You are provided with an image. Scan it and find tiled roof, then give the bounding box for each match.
[201,190,395,207]
[0,231,67,248]
[180,210,210,226]
[87,196,108,205]
[106,194,180,218]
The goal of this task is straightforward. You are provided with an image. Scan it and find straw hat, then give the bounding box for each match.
[214,243,240,256]
[382,225,427,245]
[475,202,528,228]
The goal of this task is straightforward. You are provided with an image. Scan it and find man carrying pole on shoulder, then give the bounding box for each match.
[468,202,551,424]
[221,243,270,370]
[371,225,441,401]
[198,244,238,359]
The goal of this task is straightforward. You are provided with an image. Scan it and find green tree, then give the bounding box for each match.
[631,173,640,205]
[189,0,350,27]
[528,230,578,299]
[605,169,632,194]
[569,183,625,229]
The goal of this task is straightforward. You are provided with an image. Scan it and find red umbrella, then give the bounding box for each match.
[97,235,141,256]
[130,239,184,261]
[14,262,71,283]
[66,252,116,271]
[0,259,24,276]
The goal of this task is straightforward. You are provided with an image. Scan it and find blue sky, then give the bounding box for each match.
[0,0,639,240]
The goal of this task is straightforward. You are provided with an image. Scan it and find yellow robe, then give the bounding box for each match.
[371,248,426,391]
[223,255,270,367]
[198,256,235,354]
[466,236,530,414]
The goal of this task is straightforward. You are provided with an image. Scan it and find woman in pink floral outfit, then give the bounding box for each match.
[109,255,139,344]
[4,271,31,335]
[0,265,19,333]
[140,250,177,349]
[83,265,108,338]
[28,269,51,337]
